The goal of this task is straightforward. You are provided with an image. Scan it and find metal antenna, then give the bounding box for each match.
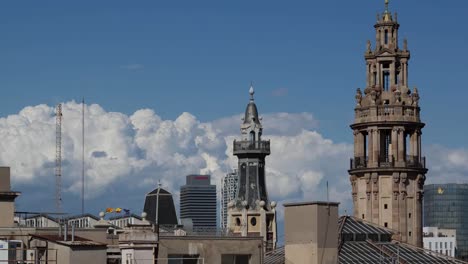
[55,104,63,213]
[81,98,85,214]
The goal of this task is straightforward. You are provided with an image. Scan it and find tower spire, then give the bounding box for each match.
[385,0,389,13]
[249,82,255,101]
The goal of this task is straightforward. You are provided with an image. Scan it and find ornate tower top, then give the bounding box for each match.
[349,3,427,248]
[228,86,277,251]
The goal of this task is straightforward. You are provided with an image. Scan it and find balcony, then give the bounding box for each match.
[354,105,420,124]
[350,155,426,170]
[233,140,270,155]
[406,155,426,168]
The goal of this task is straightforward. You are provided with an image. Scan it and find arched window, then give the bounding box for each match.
[384,30,389,44]
[250,131,255,143]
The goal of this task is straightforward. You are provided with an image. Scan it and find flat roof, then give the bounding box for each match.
[283,201,340,207]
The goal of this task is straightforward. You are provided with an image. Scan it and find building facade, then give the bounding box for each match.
[221,170,238,229]
[424,184,468,260]
[348,1,427,247]
[227,86,277,251]
[423,227,457,257]
[180,175,217,230]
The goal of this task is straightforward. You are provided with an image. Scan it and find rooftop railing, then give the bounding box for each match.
[354,105,420,123]
[350,155,426,170]
[233,140,270,154]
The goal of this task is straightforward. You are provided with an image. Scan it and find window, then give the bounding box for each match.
[408,213,412,219]
[385,30,388,44]
[222,254,251,264]
[409,231,412,237]
[429,242,432,250]
[445,242,447,248]
[384,204,388,209]
[168,254,200,264]
[384,222,388,228]
[362,214,365,219]
[250,217,257,226]
[383,71,390,91]
[450,242,453,249]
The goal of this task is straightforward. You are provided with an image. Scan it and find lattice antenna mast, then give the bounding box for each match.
[55,104,63,213]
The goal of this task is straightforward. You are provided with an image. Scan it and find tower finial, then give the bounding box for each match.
[249,82,255,101]
[385,0,389,13]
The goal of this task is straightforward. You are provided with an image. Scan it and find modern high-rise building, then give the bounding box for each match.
[348,0,427,247]
[424,184,468,260]
[227,86,277,251]
[180,175,217,230]
[220,170,238,228]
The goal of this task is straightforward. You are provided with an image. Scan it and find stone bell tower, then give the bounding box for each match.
[349,0,427,247]
[227,85,277,251]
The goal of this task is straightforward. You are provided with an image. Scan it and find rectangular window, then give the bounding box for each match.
[408,213,412,219]
[383,71,390,91]
[409,231,412,237]
[445,242,447,248]
[384,204,388,209]
[168,254,200,264]
[384,222,388,228]
[362,214,365,219]
[385,30,389,44]
[222,254,251,264]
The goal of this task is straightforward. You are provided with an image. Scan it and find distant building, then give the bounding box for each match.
[221,170,238,228]
[423,227,457,257]
[424,184,468,260]
[25,214,59,228]
[180,175,217,229]
[143,186,178,226]
[66,214,99,229]
[109,214,144,229]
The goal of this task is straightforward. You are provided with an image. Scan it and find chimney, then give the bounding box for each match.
[0,167,21,228]
[283,201,339,264]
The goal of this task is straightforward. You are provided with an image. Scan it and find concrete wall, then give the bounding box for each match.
[158,237,263,264]
[284,202,339,264]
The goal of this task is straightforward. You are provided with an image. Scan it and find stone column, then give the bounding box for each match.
[398,128,405,163]
[374,129,380,165]
[403,61,408,87]
[368,129,374,164]
[417,130,422,161]
[390,60,395,88]
[354,130,359,157]
[391,128,398,163]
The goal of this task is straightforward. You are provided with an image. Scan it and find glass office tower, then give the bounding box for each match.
[424,184,468,260]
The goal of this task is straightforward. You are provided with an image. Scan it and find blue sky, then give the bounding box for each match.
[1,0,468,229]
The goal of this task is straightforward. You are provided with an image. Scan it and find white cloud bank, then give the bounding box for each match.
[0,101,353,212]
[4,101,465,214]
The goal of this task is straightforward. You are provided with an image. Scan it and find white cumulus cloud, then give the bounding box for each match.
[1,101,353,213]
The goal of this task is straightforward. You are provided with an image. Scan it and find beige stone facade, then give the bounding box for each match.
[349,4,427,247]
